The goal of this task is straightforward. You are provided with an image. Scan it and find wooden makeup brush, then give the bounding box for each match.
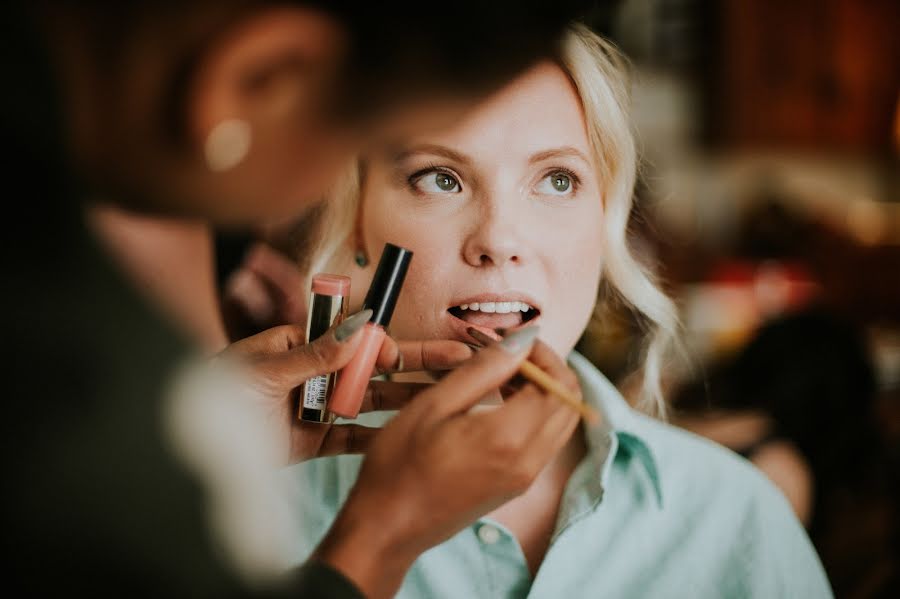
[467,327,600,425]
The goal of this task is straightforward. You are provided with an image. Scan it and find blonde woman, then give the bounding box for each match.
[287,25,832,597]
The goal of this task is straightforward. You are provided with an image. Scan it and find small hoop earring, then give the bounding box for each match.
[204,118,251,172]
[354,251,369,267]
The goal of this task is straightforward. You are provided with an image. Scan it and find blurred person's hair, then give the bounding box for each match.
[303,24,680,418]
[43,0,586,143]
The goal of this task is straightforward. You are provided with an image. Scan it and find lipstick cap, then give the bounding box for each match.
[311,273,350,296]
[363,243,413,327]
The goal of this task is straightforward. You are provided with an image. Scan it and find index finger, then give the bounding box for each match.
[414,327,540,421]
[467,330,579,397]
[374,338,474,374]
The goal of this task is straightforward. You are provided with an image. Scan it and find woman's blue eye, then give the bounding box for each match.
[414,171,461,193]
[537,172,573,195]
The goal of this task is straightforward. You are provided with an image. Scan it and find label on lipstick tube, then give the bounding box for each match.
[303,375,329,410]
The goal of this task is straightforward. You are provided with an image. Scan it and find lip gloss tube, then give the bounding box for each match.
[328,243,413,419]
[299,274,351,423]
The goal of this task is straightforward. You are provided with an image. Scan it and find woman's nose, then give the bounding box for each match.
[462,204,524,268]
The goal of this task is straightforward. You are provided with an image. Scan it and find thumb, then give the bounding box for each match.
[418,326,540,420]
[267,309,373,387]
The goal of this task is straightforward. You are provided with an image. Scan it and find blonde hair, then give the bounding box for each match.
[306,24,679,418]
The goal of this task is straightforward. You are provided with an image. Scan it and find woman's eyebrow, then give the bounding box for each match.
[391,144,472,166]
[529,146,591,167]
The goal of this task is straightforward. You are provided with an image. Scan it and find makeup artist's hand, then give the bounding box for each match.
[219,309,474,464]
[314,328,582,599]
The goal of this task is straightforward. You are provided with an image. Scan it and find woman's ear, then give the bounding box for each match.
[187,7,345,172]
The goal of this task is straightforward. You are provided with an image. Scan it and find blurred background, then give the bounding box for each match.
[576,1,900,596]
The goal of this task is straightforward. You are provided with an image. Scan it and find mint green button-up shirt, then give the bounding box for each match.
[285,353,832,598]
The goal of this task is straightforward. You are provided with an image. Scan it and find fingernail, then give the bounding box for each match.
[498,326,539,354]
[334,309,373,342]
[464,342,482,352]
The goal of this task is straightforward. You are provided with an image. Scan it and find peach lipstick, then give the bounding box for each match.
[299,274,350,423]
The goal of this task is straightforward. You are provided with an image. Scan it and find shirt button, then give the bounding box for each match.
[477,524,501,545]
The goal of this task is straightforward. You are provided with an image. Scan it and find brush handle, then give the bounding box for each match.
[517,360,600,425]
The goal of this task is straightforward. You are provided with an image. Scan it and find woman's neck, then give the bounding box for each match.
[488,424,587,576]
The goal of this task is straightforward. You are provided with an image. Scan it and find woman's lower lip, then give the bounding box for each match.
[452,310,524,329]
[446,311,540,342]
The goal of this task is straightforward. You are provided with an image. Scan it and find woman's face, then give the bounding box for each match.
[351,62,604,357]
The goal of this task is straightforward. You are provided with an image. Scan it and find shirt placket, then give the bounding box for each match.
[471,518,533,599]
[552,430,615,542]
[527,431,616,598]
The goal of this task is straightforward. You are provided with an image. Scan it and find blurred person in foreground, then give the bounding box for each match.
[2,1,589,596]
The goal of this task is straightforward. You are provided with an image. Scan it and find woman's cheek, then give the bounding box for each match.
[545,231,602,355]
[362,208,451,338]
[390,256,447,339]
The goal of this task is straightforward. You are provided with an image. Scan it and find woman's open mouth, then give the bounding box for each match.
[447,300,541,331]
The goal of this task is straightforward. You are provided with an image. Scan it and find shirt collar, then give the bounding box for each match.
[569,352,664,508]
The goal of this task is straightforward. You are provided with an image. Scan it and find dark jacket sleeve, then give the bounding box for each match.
[290,561,366,599]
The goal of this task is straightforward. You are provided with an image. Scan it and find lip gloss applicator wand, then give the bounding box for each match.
[328,243,413,419]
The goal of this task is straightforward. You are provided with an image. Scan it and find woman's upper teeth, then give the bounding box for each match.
[458,301,531,313]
